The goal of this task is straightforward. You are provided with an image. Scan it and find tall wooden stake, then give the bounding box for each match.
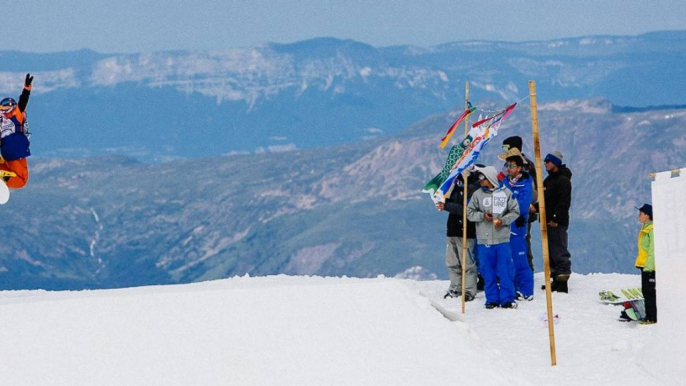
[461,82,470,314]
[530,80,557,366]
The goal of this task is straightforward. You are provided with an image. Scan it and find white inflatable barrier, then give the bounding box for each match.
[643,168,686,382]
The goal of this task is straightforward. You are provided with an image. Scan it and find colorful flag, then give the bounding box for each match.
[439,102,476,149]
[423,103,517,203]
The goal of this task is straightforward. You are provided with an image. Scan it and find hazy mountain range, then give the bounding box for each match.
[0,32,684,289]
[3,30,685,161]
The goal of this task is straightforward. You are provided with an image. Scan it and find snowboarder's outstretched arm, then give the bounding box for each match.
[18,73,32,113]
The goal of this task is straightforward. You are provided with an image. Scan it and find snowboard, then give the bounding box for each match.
[600,288,647,321]
[598,288,644,304]
[0,179,9,204]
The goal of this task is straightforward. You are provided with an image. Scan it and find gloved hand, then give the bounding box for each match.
[24,73,33,88]
[515,215,526,228]
[528,213,539,223]
[0,170,16,182]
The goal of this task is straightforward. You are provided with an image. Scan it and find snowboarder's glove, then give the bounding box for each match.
[24,73,33,90]
[0,170,16,181]
[515,215,526,228]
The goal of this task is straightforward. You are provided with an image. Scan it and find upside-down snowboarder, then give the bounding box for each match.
[0,73,33,189]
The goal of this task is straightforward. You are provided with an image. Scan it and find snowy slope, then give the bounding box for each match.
[0,273,680,386]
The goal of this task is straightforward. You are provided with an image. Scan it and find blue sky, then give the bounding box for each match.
[14,0,686,53]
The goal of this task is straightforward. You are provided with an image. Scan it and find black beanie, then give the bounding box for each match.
[502,136,523,151]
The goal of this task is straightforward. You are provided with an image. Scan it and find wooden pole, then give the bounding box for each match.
[529,80,557,366]
[461,82,470,314]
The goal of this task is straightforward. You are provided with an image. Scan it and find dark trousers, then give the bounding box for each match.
[548,225,571,277]
[641,270,657,322]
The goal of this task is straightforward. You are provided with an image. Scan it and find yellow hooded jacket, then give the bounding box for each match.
[634,222,654,271]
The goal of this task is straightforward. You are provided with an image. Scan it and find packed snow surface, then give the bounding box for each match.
[0,273,681,386]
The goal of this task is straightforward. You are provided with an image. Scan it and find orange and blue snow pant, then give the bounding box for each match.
[0,157,28,189]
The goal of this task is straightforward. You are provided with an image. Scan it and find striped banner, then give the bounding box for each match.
[423,103,516,203]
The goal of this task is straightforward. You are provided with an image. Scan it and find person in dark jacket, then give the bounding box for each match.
[541,150,573,293]
[436,172,480,300]
[0,73,33,189]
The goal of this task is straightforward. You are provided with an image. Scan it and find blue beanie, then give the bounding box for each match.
[544,151,564,167]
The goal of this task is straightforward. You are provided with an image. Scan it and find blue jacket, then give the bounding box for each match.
[502,171,533,235]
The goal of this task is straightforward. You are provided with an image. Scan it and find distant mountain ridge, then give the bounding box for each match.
[2,30,686,160]
[1,98,683,290]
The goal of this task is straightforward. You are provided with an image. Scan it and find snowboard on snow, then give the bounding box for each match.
[599,288,646,322]
[598,288,644,304]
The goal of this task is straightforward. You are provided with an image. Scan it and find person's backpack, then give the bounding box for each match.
[619,300,646,321]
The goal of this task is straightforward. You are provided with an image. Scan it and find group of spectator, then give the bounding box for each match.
[436,135,573,309]
[435,135,657,323]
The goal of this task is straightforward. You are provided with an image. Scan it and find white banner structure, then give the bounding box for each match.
[644,168,686,382]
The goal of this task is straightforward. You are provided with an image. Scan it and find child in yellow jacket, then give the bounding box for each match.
[634,204,656,324]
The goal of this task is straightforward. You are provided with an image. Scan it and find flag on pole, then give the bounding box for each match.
[423,103,517,203]
[439,102,476,149]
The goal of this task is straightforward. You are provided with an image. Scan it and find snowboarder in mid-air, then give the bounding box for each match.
[0,73,33,189]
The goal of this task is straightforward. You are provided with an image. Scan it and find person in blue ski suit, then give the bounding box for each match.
[467,166,520,309]
[501,148,535,301]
